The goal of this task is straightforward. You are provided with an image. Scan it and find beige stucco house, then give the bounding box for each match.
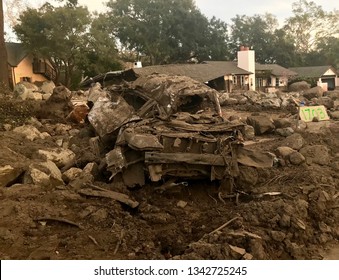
[6,42,56,89]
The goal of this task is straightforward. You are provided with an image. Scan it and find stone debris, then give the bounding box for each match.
[0,165,23,187]
[36,148,76,169]
[1,73,339,260]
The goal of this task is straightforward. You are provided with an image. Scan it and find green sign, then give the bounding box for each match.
[299,105,329,122]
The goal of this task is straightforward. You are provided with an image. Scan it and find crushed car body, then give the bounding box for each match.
[87,73,274,187]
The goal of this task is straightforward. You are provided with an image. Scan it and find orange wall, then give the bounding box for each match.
[13,54,48,85]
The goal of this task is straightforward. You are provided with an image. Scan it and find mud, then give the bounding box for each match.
[0,89,338,260]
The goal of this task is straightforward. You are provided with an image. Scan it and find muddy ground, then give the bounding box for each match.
[0,94,338,260]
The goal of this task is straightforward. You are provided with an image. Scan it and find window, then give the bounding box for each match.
[275,78,279,87]
[20,77,32,82]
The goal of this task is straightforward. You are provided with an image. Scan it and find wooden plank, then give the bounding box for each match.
[169,120,244,133]
[145,152,230,166]
[78,188,139,208]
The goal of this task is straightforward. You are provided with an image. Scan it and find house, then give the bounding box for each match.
[82,46,297,93]
[255,63,297,92]
[289,65,339,91]
[134,47,296,93]
[6,42,56,89]
[133,61,252,92]
[133,47,255,92]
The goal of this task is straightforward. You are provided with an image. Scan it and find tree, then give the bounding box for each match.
[199,17,231,61]
[228,13,279,63]
[0,0,9,88]
[14,0,91,87]
[79,14,122,78]
[284,0,339,58]
[269,28,301,67]
[314,37,339,67]
[105,0,228,65]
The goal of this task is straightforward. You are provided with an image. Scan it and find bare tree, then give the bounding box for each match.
[0,0,9,88]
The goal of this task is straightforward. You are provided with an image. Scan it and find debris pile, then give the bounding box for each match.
[0,74,338,260]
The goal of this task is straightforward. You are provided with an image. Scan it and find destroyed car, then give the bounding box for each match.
[87,73,273,189]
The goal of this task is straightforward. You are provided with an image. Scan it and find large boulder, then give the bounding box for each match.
[255,98,281,109]
[303,86,324,100]
[0,165,23,187]
[315,97,334,109]
[23,161,64,187]
[276,127,294,137]
[329,111,339,120]
[274,118,293,129]
[299,145,330,165]
[289,81,311,92]
[246,115,275,135]
[13,125,47,141]
[36,148,76,169]
[281,133,305,150]
[40,80,56,95]
[217,92,230,106]
[88,82,110,104]
[48,86,72,103]
[13,83,32,100]
[243,91,260,103]
[39,86,73,119]
[26,92,43,101]
[289,151,306,165]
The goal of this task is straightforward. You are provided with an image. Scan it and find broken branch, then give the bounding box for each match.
[79,185,139,208]
[209,216,241,235]
[34,217,83,229]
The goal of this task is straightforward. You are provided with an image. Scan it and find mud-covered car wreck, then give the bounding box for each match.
[87,73,274,190]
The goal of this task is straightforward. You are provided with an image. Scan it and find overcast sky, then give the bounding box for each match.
[73,0,338,25]
[4,0,339,31]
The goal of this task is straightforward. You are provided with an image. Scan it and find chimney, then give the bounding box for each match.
[237,46,255,91]
[133,61,142,68]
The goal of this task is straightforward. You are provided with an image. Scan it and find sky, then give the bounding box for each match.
[73,0,338,25]
[3,0,339,35]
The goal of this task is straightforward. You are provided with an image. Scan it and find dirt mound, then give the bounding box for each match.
[0,82,338,260]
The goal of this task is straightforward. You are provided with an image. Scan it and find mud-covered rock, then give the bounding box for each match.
[276,146,295,159]
[243,125,255,140]
[289,81,311,92]
[40,80,55,95]
[237,166,258,190]
[299,145,330,165]
[289,151,306,165]
[303,86,324,99]
[246,115,275,135]
[274,118,293,129]
[62,167,82,183]
[271,230,286,242]
[13,125,47,141]
[329,111,339,120]
[39,86,74,120]
[276,127,294,137]
[36,148,76,169]
[316,97,334,109]
[0,165,23,187]
[282,133,305,150]
[23,161,64,187]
